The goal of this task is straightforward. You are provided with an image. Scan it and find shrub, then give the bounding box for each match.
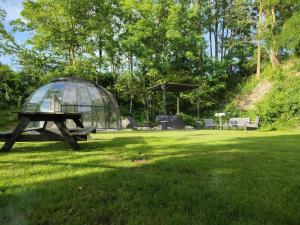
[222,60,300,129]
[177,112,196,127]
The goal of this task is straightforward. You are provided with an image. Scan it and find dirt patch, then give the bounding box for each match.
[236,80,272,110]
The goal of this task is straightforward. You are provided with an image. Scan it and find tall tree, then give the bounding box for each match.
[266,1,281,67]
[16,0,95,77]
[256,0,263,79]
[262,0,299,67]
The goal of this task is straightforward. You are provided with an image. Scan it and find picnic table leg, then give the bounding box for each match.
[73,118,84,128]
[42,121,48,130]
[0,117,30,152]
[54,121,80,150]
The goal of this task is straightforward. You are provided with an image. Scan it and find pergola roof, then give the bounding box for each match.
[148,83,199,92]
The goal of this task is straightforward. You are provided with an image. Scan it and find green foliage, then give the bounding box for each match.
[276,11,300,55]
[177,112,195,127]
[1,0,300,126]
[0,106,19,131]
[0,65,31,108]
[224,60,300,129]
[0,5,19,56]
[254,72,300,127]
[10,0,257,117]
[260,65,283,80]
[221,75,258,119]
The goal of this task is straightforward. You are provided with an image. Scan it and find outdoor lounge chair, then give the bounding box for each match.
[244,116,260,131]
[204,119,217,129]
[223,118,250,130]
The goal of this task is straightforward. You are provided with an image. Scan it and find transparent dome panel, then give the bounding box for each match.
[96,106,106,128]
[107,103,118,128]
[40,82,65,112]
[77,83,91,106]
[61,82,77,113]
[77,83,93,127]
[87,85,104,106]
[23,83,53,112]
[22,78,121,130]
[62,83,77,105]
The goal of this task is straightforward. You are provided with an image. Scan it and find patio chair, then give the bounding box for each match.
[244,116,260,131]
[204,119,217,129]
[222,119,234,130]
[223,118,250,130]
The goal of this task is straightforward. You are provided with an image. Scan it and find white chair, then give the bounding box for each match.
[245,116,260,131]
[204,119,217,129]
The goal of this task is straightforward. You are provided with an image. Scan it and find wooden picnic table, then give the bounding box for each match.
[0,112,93,152]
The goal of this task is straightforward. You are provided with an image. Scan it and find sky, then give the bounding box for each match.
[0,0,27,66]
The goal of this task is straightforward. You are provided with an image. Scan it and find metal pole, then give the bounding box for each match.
[176,95,180,115]
[162,84,166,115]
[146,93,150,123]
[196,89,200,120]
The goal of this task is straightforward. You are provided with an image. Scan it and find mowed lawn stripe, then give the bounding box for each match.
[0,130,299,225]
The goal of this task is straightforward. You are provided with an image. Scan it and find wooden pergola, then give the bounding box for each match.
[148,83,200,119]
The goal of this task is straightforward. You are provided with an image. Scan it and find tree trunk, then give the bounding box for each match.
[256,0,263,79]
[111,60,118,96]
[68,49,72,65]
[220,17,225,62]
[208,2,213,58]
[129,52,133,73]
[97,36,103,84]
[270,49,280,67]
[223,27,229,59]
[69,16,76,67]
[220,1,226,62]
[71,45,76,65]
[214,0,219,62]
[129,95,133,114]
[67,45,76,67]
[226,30,234,75]
[209,28,213,58]
[257,43,262,79]
[269,5,280,67]
[196,0,203,73]
[222,0,232,60]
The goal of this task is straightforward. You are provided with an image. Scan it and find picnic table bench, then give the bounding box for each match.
[0,112,96,152]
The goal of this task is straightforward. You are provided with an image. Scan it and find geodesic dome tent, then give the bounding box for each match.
[22,77,121,129]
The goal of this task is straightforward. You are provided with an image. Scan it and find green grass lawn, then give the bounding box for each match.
[0,130,300,225]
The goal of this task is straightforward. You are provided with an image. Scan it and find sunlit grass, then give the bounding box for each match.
[0,130,300,225]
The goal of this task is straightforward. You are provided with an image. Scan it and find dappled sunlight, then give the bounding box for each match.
[1,0,299,222]
[211,168,238,175]
[214,149,245,154]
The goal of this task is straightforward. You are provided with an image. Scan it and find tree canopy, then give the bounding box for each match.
[0,0,299,120]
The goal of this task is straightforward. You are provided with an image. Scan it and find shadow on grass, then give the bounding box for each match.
[0,136,147,154]
[0,133,300,225]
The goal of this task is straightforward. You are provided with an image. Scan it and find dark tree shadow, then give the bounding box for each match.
[0,133,300,225]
